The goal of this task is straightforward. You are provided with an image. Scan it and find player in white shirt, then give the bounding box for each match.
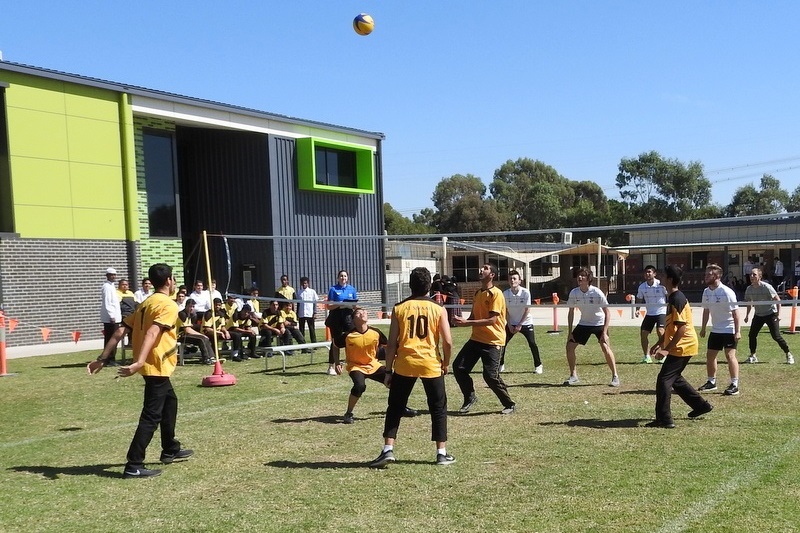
[698,264,741,396]
[297,276,320,343]
[501,270,542,374]
[564,268,619,387]
[636,265,668,364]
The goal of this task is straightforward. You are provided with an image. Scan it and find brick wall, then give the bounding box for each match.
[0,237,133,347]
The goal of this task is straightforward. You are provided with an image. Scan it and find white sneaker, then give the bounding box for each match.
[610,375,620,387]
[641,355,653,364]
[745,354,758,364]
[326,365,337,375]
[499,364,505,373]
[563,375,579,386]
[534,364,543,374]
[788,353,795,365]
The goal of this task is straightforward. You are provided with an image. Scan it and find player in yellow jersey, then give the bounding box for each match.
[87,263,193,478]
[335,307,418,424]
[646,265,713,428]
[452,263,516,415]
[370,267,454,467]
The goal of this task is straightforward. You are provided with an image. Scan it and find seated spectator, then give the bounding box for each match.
[259,300,288,348]
[133,277,153,303]
[189,280,211,319]
[280,300,308,353]
[227,305,258,360]
[177,299,216,364]
[247,287,261,316]
[202,298,232,352]
[210,279,223,303]
[175,291,188,311]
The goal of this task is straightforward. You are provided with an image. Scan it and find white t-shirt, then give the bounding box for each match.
[101,280,121,323]
[504,287,533,327]
[636,280,667,316]
[774,260,784,276]
[701,284,738,334]
[189,290,211,312]
[568,285,608,327]
[297,287,319,318]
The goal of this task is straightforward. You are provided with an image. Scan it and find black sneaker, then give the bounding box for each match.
[123,466,162,478]
[459,394,477,414]
[403,407,419,417]
[723,384,739,396]
[644,420,676,429]
[369,449,395,468]
[160,449,194,464]
[698,381,717,392]
[436,453,456,466]
[343,412,354,424]
[688,404,713,418]
[104,360,120,367]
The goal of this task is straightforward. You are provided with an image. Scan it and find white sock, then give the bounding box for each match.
[708,377,716,383]
[382,444,393,453]
[437,448,447,456]
[731,378,739,386]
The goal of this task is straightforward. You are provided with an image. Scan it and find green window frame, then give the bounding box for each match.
[296,137,375,194]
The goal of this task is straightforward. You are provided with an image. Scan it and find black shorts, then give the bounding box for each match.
[641,314,666,332]
[570,324,606,345]
[708,332,737,351]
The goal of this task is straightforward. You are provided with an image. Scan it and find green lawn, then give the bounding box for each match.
[1,326,799,532]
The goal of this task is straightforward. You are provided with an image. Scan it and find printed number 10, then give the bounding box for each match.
[406,314,429,338]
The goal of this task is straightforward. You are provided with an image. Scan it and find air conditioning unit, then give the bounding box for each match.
[562,232,573,245]
[550,254,560,264]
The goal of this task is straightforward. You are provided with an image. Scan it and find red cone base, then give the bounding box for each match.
[201,360,237,387]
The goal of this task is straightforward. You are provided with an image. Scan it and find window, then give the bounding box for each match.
[0,84,12,233]
[315,146,356,188]
[691,251,708,271]
[642,253,662,271]
[486,255,510,280]
[143,130,179,237]
[530,260,553,277]
[452,255,480,282]
[296,137,375,194]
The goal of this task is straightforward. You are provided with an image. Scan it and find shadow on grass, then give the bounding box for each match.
[271,415,343,424]
[618,389,656,396]
[9,463,124,479]
[42,362,91,369]
[266,458,433,469]
[541,418,648,429]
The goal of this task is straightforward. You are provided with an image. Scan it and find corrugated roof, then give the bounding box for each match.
[0,60,385,140]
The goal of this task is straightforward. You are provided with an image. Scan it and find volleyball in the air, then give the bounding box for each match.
[353,13,374,35]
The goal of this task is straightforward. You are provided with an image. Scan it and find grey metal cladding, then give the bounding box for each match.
[268,136,385,294]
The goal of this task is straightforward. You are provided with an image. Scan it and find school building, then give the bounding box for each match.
[0,61,386,347]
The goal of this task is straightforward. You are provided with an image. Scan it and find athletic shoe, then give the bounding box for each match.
[563,375,580,386]
[326,366,337,376]
[698,381,717,392]
[788,352,795,365]
[610,375,620,387]
[723,384,739,396]
[744,354,758,364]
[688,404,713,418]
[231,351,242,362]
[403,407,419,417]
[499,364,505,372]
[160,449,194,464]
[641,355,652,364]
[369,450,395,468]
[656,357,665,364]
[500,405,515,415]
[123,466,162,478]
[343,412,354,424]
[459,394,478,414]
[534,364,543,374]
[644,420,675,429]
[436,453,456,466]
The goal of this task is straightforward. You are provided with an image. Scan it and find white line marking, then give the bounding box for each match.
[656,435,800,533]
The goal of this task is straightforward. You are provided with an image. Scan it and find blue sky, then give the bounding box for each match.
[3,1,799,217]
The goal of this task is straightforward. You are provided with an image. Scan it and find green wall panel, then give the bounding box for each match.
[64,86,119,121]
[9,157,71,206]
[68,162,125,209]
[14,205,75,238]
[6,107,69,160]
[66,116,122,165]
[4,74,66,114]
[73,207,126,238]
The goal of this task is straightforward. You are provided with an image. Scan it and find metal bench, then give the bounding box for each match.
[262,341,332,372]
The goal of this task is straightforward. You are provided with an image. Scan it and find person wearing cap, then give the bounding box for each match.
[101,267,122,366]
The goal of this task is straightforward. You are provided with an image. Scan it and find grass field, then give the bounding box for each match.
[1,326,799,533]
